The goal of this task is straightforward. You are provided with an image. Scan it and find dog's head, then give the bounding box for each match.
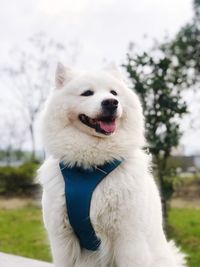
[41,63,145,167]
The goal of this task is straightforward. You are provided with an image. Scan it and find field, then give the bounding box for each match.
[0,200,199,266]
[0,204,51,262]
[168,208,200,267]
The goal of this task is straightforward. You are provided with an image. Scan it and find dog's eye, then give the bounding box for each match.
[110,90,117,96]
[81,90,94,96]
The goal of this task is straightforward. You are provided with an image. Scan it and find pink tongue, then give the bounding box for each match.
[99,121,116,133]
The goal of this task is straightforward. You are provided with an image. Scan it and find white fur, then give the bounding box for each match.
[38,64,186,267]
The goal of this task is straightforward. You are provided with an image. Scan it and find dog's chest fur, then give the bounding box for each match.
[39,157,143,246]
[90,166,136,240]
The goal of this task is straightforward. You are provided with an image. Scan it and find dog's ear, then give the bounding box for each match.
[104,63,124,81]
[55,62,74,89]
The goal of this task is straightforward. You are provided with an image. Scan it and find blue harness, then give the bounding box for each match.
[59,159,123,251]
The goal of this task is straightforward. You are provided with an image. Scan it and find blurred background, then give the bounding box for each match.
[0,0,200,266]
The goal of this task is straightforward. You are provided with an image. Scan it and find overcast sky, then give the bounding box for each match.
[1,0,199,155]
[0,0,193,67]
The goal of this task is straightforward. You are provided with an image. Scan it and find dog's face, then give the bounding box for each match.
[41,63,145,166]
[72,86,122,137]
[55,65,123,138]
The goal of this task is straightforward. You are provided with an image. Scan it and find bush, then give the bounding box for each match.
[0,162,39,195]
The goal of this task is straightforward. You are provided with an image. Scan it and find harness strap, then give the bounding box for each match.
[59,159,123,251]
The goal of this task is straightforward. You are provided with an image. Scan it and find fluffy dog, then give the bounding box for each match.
[38,63,186,267]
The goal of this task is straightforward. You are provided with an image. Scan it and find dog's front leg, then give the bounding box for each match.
[114,234,152,267]
[42,191,80,267]
[49,233,80,267]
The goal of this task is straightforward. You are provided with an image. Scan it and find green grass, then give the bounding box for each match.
[168,208,200,267]
[0,206,199,266]
[0,205,51,262]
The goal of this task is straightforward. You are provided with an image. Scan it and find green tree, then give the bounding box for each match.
[160,0,200,149]
[163,0,200,86]
[123,51,187,222]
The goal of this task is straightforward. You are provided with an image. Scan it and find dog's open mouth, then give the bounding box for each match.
[79,114,116,135]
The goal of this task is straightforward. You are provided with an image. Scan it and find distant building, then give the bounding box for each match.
[171,145,185,156]
[170,155,200,173]
[194,155,200,169]
[171,145,200,172]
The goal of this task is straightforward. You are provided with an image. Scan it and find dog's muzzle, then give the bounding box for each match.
[79,98,119,135]
[101,99,118,115]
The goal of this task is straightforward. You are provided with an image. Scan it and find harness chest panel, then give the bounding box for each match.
[59,160,122,251]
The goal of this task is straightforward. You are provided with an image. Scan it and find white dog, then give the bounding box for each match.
[38,63,186,267]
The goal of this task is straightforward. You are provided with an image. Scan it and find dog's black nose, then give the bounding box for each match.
[101,99,118,112]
